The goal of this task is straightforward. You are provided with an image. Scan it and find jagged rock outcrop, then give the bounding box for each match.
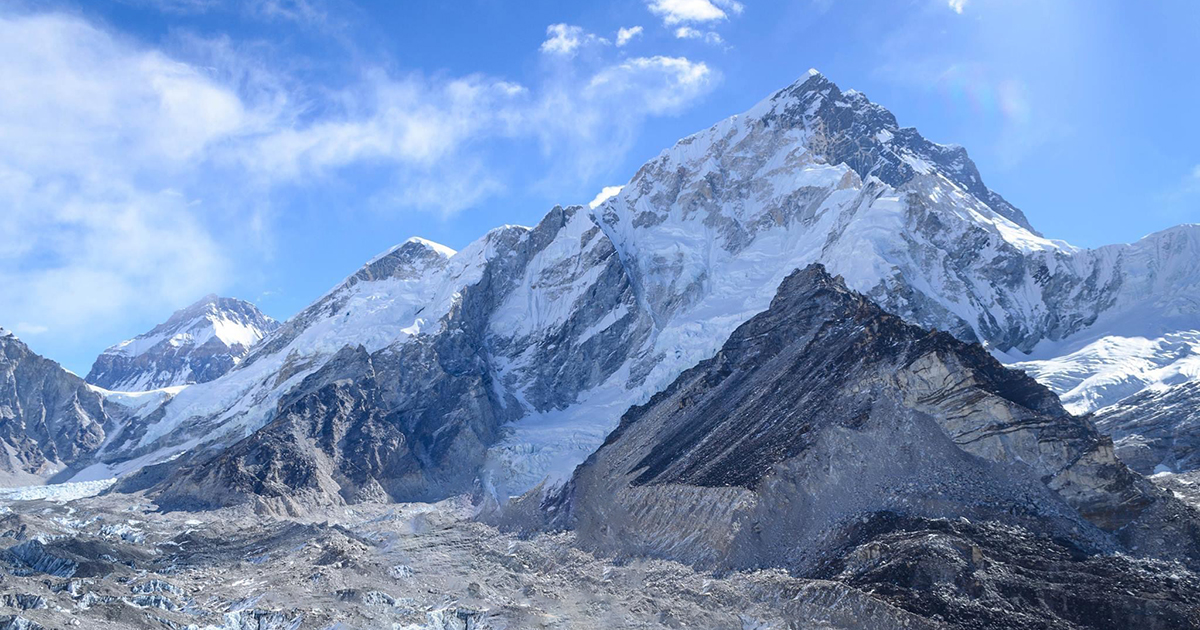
[86,295,278,392]
[822,513,1200,630]
[537,265,1200,628]
[0,329,113,485]
[767,70,1036,234]
[148,338,506,513]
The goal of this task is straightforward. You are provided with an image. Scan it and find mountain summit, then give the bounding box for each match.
[85,295,279,392]
[764,70,1037,233]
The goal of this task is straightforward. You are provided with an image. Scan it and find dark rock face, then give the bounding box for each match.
[0,330,112,483]
[823,513,1200,630]
[86,295,278,392]
[541,265,1200,628]
[1094,380,1200,475]
[150,335,508,512]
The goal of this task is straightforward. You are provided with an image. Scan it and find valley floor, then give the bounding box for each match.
[0,492,935,630]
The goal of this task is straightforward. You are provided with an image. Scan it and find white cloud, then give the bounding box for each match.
[540,23,608,56]
[13,323,48,336]
[240,73,528,178]
[616,26,644,47]
[588,185,625,208]
[948,0,967,14]
[235,45,712,207]
[0,10,719,342]
[674,26,724,44]
[0,168,229,341]
[647,0,743,25]
[0,12,236,340]
[0,14,253,178]
[127,0,328,24]
[586,56,714,114]
[524,55,716,188]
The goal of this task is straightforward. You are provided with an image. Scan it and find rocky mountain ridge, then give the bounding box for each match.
[3,70,1199,514]
[80,70,1200,503]
[0,330,112,485]
[536,264,1200,629]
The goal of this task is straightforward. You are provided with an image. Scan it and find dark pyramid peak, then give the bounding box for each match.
[553,262,1192,589]
[605,263,1069,490]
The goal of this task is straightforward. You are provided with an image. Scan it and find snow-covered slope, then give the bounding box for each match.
[76,71,1200,501]
[1011,327,1200,474]
[86,295,280,392]
[1011,329,1200,415]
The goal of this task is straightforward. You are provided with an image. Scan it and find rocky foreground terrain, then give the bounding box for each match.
[0,478,1198,630]
[0,489,958,630]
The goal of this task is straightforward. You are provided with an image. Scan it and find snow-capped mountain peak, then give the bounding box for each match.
[748,68,1039,234]
[76,71,1200,498]
[85,295,279,392]
[365,236,458,267]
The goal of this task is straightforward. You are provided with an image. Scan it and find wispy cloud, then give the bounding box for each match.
[530,55,717,185]
[0,10,719,340]
[123,0,328,23]
[616,26,644,47]
[948,0,967,14]
[675,26,724,45]
[0,12,238,339]
[588,185,625,208]
[585,56,713,114]
[646,0,743,25]
[540,23,608,56]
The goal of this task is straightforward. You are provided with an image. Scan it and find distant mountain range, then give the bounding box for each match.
[2,70,1197,491]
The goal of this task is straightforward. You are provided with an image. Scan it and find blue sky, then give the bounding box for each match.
[3,0,1199,374]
